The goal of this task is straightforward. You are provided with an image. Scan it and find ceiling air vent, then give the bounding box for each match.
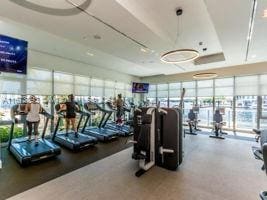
[194,53,225,65]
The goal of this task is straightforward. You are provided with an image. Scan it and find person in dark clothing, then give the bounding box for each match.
[65,94,79,138]
[115,94,124,125]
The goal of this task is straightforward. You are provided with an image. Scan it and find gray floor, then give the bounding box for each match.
[8,135,267,200]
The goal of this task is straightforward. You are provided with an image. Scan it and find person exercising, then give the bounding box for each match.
[187,109,196,133]
[214,109,223,134]
[115,94,124,125]
[65,94,80,138]
[25,95,43,146]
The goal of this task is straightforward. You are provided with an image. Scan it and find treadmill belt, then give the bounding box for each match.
[56,132,97,144]
[11,140,55,157]
[87,128,117,136]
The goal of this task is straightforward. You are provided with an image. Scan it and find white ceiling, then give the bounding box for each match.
[0,0,266,77]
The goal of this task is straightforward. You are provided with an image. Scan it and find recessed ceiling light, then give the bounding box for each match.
[193,72,218,79]
[251,54,257,58]
[140,48,148,53]
[86,52,94,56]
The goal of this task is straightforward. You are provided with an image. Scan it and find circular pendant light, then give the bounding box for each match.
[193,72,218,79]
[160,49,199,64]
[160,8,199,64]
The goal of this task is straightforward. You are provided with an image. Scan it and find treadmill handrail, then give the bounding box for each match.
[52,103,84,140]
[8,104,53,151]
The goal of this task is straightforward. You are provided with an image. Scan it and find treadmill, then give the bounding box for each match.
[8,104,61,167]
[52,103,97,151]
[104,102,133,136]
[82,101,118,141]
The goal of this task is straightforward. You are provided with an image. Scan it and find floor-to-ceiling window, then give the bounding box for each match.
[235,76,258,130]
[157,84,168,107]
[197,80,213,127]
[91,78,104,103]
[0,73,25,142]
[169,82,181,108]
[259,74,267,129]
[182,81,196,122]
[104,80,115,102]
[214,77,234,129]
[146,84,157,106]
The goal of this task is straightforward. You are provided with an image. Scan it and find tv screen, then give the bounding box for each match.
[0,34,28,74]
[132,82,149,93]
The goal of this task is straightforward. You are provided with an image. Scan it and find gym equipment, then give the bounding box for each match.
[210,108,227,139]
[253,129,262,143]
[8,104,61,166]
[105,101,133,136]
[184,106,200,135]
[252,130,267,199]
[52,103,97,151]
[82,101,118,141]
[131,107,183,177]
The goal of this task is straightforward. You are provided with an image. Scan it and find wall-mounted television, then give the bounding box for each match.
[132,82,149,93]
[0,34,28,74]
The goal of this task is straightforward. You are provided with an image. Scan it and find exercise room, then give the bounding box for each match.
[0,0,267,199]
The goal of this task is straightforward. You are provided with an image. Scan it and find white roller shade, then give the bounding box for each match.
[197,88,213,97]
[0,79,22,94]
[157,84,168,90]
[105,80,115,88]
[215,78,233,87]
[28,68,52,81]
[75,75,89,85]
[169,82,181,90]
[54,83,73,95]
[260,75,267,95]
[184,89,196,97]
[147,91,156,98]
[157,90,168,98]
[27,81,52,95]
[197,80,213,88]
[215,87,233,96]
[169,89,181,98]
[54,72,73,83]
[91,78,104,87]
[91,87,103,97]
[75,85,89,96]
[235,76,258,96]
[116,82,125,90]
[182,81,196,89]
[149,85,156,91]
[105,88,115,98]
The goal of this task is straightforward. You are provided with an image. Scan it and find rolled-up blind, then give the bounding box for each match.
[215,78,233,96]
[235,76,258,96]
[27,68,52,95]
[157,90,168,98]
[27,81,52,95]
[0,79,22,94]
[259,75,267,95]
[182,81,196,97]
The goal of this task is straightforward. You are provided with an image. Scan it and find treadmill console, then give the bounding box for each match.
[85,102,98,111]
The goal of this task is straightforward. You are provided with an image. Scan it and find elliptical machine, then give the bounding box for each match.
[131,106,183,177]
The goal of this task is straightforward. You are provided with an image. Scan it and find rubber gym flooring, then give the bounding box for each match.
[0,136,132,200]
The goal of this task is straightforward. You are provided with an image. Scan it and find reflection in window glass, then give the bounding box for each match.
[235,96,257,130]
[198,97,213,126]
[215,96,233,128]
[183,97,196,122]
